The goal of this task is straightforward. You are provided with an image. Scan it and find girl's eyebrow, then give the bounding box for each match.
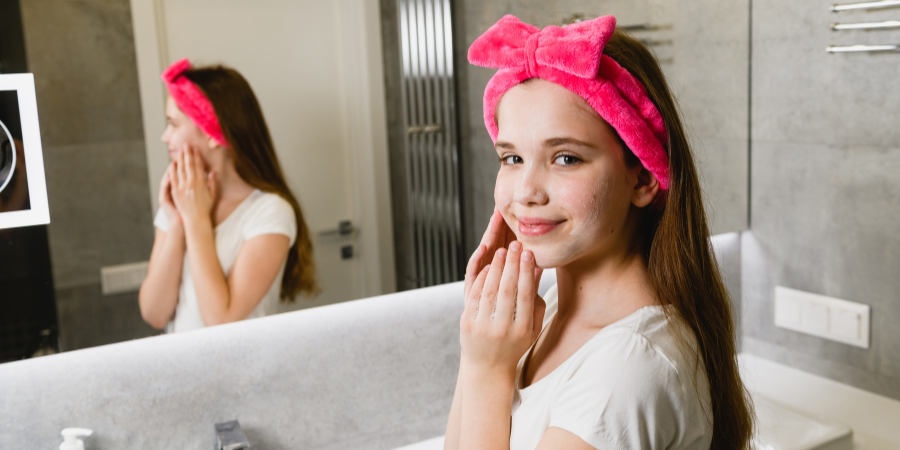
[494,141,515,150]
[543,137,595,148]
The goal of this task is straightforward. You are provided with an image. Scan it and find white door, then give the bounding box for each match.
[131,0,396,309]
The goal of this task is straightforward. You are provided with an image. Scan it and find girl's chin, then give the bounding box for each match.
[528,247,576,270]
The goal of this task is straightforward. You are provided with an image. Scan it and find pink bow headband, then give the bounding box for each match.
[468,15,670,190]
[161,58,228,147]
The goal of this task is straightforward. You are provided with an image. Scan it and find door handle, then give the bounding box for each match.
[317,220,355,237]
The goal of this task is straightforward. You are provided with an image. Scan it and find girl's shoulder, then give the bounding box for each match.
[244,190,292,212]
[237,190,298,243]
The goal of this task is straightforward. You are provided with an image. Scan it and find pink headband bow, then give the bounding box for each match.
[468,15,670,190]
[161,58,228,147]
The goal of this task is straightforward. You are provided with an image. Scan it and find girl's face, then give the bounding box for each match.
[160,97,217,163]
[494,79,656,269]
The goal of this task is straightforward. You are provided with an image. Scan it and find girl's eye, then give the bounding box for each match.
[500,155,523,165]
[553,154,581,166]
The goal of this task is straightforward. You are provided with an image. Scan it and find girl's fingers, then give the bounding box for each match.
[194,148,206,181]
[184,145,194,185]
[481,210,506,258]
[515,249,538,333]
[464,244,487,298]
[465,264,490,321]
[175,152,185,188]
[206,170,217,200]
[493,241,521,322]
[476,247,506,324]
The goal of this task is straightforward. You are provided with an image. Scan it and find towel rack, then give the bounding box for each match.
[825,44,900,52]
[618,23,673,32]
[831,20,900,30]
[831,0,900,12]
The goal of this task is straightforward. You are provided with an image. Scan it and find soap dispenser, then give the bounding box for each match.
[60,428,92,450]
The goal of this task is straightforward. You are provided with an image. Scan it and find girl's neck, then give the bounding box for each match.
[207,153,255,202]
[553,245,658,330]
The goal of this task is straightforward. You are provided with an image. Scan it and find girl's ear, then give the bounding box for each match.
[632,165,660,208]
[206,135,221,150]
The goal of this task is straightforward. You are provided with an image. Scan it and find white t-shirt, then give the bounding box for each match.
[510,285,712,450]
[153,189,297,333]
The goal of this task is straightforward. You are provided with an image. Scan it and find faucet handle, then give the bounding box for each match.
[214,420,249,450]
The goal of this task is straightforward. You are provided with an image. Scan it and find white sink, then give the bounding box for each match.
[393,397,853,450]
[752,395,853,450]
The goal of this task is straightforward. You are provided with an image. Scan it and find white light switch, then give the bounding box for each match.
[832,309,861,340]
[774,286,870,349]
[101,261,149,295]
[802,302,830,333]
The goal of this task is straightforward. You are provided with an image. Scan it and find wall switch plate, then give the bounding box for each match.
[101,261,149,295]
[774,286,870,348]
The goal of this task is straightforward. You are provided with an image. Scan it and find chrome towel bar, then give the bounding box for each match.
[831,0,900,12]
[831,20,900,30]
[826,44,900,52]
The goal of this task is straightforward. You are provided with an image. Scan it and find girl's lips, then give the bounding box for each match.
[517,217,565,236]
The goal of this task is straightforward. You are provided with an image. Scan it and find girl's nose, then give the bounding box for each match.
[514,166,549,206]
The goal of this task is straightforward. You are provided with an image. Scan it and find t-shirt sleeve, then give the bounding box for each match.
[547,334,686,450]
[153,207,169,232]
[242,194,297,246]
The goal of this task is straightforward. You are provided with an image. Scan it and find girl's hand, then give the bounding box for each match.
[460,240,546,376]
[158,163,183,230]
[170,144,217,228]
[464,209,518,301]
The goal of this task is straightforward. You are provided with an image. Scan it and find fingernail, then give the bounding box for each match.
[509,241,521,252]
[497,248,506,258]
[522,250,533,261]
[482,264,490,272]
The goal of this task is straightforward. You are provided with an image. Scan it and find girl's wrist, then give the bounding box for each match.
[460,361,517,391]
[183,215,213,242]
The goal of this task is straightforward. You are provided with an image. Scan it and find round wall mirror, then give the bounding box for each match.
[0,118,15,194]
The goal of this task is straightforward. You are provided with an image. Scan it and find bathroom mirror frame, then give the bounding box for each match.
[0,74,50,230]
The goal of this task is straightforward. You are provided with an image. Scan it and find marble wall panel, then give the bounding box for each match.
[42,140,154,288]
[55,283,160,351]
[744,0,900,400]
[19,0,144,147]
[743,139,900,399]
[18,0,155,350]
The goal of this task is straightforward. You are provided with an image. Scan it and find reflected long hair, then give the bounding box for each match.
[604,30,754,448]
[183,65,318,300]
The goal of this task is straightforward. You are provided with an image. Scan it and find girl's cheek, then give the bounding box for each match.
[494,173,515,211]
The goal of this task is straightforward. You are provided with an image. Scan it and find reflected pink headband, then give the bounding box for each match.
[468,15,670,190]
[161,58,228,147]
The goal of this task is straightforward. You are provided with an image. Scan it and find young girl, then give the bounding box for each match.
[139,59,317,332]
[444,15,752,449]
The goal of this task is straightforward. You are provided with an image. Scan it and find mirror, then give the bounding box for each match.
[0,0,751,363]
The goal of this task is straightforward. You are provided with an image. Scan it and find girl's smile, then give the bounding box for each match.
[515,216,566,236]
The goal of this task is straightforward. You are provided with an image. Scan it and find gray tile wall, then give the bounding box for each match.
[743,0,900,400]
[457,0,750,254]
[19,0,157,350]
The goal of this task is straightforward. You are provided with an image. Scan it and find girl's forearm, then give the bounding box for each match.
[139,228,185,329]
[459,364,516,450]
[444,366,466,450]
[184,217,232,325]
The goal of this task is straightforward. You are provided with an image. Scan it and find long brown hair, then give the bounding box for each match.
[604,30,753,447]
[183,65,319,300]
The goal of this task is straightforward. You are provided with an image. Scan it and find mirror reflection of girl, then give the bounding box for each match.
[139,59,317,332]
[445,16,751,449]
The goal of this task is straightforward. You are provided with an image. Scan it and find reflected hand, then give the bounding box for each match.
[460,240,546,375]
[159,163,182,230]
[170,144,217,228]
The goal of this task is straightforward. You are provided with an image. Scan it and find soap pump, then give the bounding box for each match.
[60,428,92,450]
